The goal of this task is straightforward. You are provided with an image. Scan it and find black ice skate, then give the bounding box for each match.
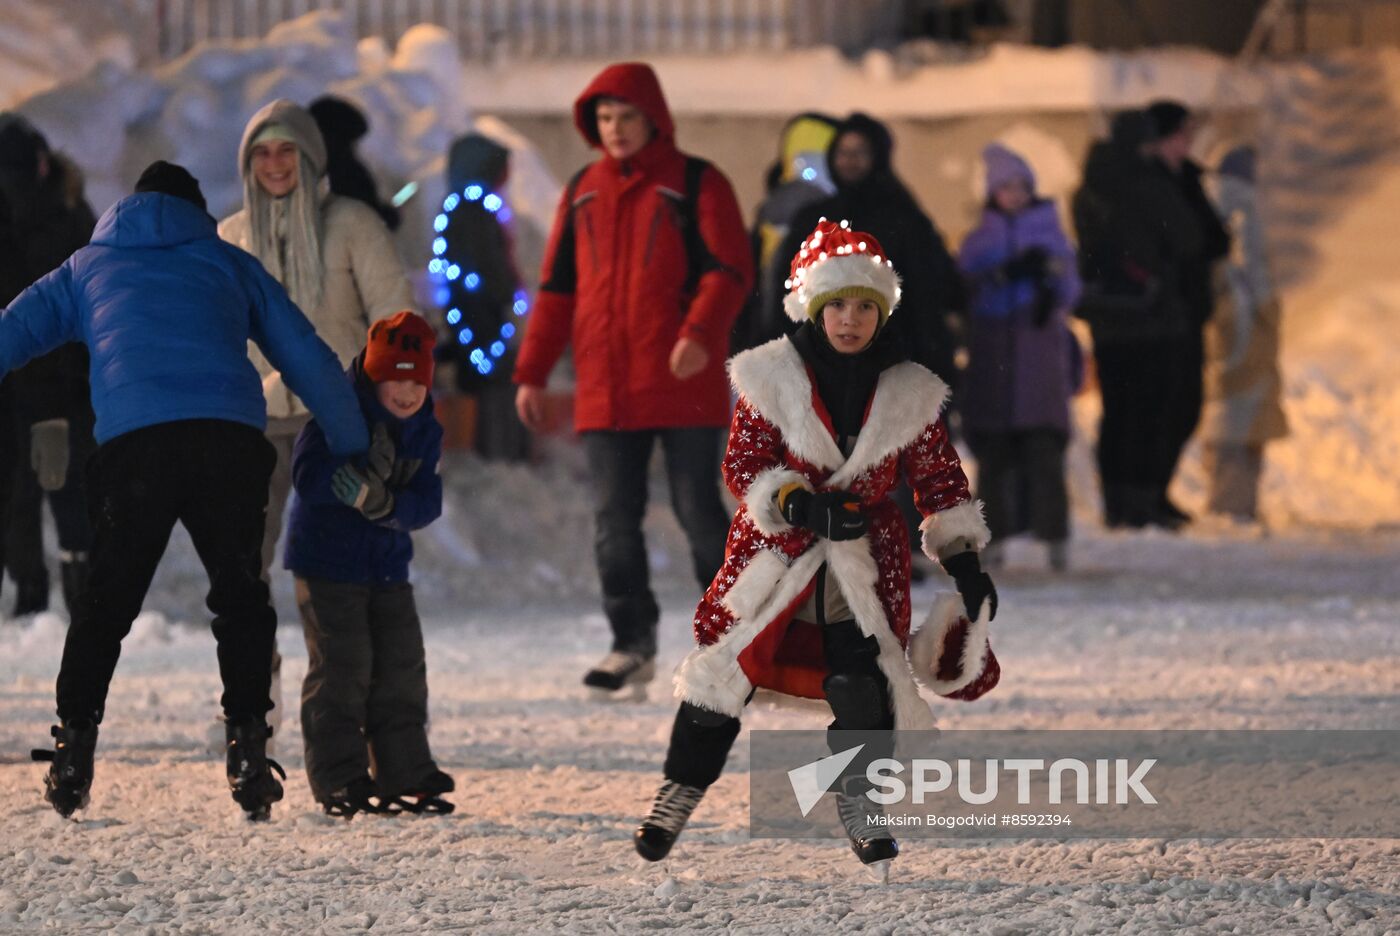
[583,651,655,700]
[634,780,705,861]
[386,769,456,815]
[321,776,398,820]
[224,718,286,821]
[32,720,98,818]
[835,780,899,881]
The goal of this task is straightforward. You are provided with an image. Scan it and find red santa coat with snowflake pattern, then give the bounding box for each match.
[674,337,993,731]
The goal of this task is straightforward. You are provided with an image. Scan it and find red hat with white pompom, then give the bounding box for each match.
[783,218,902,324]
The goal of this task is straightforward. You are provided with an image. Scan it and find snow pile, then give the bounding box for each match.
[463,42,1266,118]
[0,0,135,110]
[12,12,560,246]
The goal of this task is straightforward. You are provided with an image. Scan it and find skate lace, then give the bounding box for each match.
[646,782,705,834]
[836,791,893,844]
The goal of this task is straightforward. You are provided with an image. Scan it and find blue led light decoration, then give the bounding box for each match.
[427,180,532,385]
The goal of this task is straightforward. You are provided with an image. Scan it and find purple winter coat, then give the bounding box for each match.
[958,145,1082,434]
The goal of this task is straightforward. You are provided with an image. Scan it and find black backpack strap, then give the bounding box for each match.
[540,166,591,295]
[679,156,733,296]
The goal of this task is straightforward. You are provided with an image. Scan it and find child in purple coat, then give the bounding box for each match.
[958,144,1082,570]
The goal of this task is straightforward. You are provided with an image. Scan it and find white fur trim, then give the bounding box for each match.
[826,362,950,489]
[675,536,935,730]
[728,340,844,472]
[825,539,935,731]
[908,592,991,697]
[783,291,810,323]
[675,546,827,717]
[743,467,808,538]
[720,548,791,622]
[786,252,903,323]
[919,499,992,560]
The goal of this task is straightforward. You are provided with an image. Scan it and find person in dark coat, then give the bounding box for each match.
[439,132,530,460]
[309,95,400,231]
[286,311,454,818]
[774,113,963,386]
[1072,110,1210,529]
[1144,100,1232,524]
[734,112,838,353]
[1,161,369,820]
[958,144,1082,570]
[0,114,97,617]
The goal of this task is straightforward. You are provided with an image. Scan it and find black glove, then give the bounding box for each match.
[1003,246,1050,282]
[1032,280,1059,327]
[331,463,395,521]
[367,423,397,481]
[942,551,998,621]
[780,488,868,541]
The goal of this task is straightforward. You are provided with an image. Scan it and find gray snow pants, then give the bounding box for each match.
[296,577,439,801]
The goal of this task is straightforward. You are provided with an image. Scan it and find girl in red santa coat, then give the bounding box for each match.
[634,219,1000,871]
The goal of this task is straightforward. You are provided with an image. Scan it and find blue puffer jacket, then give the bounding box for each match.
[0,192,367,453]
[284,358,444,585]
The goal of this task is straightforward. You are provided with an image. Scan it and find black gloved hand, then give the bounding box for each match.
[1003,245,1051,282]
[941,551,999,621]
[780,487,868,541]
[1032,280,1059,327]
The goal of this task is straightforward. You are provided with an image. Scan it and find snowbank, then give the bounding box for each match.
[11,12,561,246]
[0,0,135,110]
[463,42,1266,118]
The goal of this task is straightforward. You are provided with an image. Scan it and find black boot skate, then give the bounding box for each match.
[634,780,705,861]
[387,769,455,815]
[32,719,98,818]
[12,572,49,617]
[835,778,899,880]
[321,776,397,820]
[225,718,286,821]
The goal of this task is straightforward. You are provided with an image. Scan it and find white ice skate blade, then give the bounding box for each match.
[864,859,892,884]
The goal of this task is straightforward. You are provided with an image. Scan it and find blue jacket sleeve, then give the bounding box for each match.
[379,427,443,533]
[289,418,352,507]
[238,252,368,456]
[0,265,80,379]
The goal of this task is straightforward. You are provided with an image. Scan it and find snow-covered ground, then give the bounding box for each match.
[1,502,1396,934]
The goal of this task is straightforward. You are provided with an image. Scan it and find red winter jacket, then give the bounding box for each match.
[513,63,753,431]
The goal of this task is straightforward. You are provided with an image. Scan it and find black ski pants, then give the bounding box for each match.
[582,428,729,657]
[663,617,895,791]
[55,420,277,725]
[297,577,439,801]
[968,428,1070,543]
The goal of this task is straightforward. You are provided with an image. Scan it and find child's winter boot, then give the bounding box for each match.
[635,780,705,861]
[387,769,455,815]
[321,776,397,820]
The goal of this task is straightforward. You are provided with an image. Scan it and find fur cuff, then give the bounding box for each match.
[744,467,809,538]
[673,647,753,719]
[908,592,998,700]
[919,499,991,560]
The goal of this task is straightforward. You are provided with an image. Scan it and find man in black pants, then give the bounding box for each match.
[0,162,368,819]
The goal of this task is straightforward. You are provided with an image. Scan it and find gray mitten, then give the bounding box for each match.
[367,423,397,481]
[31,419,70,492]
[386,458,423,489]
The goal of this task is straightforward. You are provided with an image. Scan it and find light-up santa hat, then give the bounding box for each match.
[782,218,902,324]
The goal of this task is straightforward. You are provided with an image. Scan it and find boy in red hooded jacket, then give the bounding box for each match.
[514,63,753,693]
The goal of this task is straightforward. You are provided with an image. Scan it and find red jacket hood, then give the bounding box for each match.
[573,63,675,149]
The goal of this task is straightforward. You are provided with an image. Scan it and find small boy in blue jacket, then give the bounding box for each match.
[285,310,454,817]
